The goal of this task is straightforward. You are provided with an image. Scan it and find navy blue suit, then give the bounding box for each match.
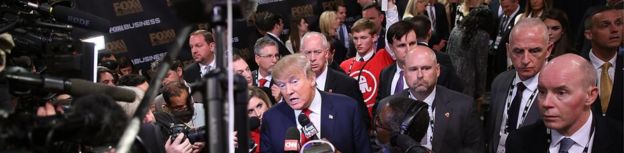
[260,91,372,153]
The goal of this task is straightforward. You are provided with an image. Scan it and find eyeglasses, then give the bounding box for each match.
[258,54,280,59]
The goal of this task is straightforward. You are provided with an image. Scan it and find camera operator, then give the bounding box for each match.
[375,96,431,153]
[155,81,206,153]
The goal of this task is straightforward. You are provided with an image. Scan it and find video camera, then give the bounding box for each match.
[169,123,206,143]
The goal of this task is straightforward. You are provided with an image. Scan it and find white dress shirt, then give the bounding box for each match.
[294,90,323,138]
[496,73,539,153]
[589,50,616,94]
[550,113,594,153]
[409,87,437,150]
[257,72,272,88]
[390,65,408,95]
[199,57,216,77]
[355,48,375,61]
[315,65,329,90]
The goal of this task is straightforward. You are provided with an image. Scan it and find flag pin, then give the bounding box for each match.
[329,114,334,119]
[445,112,450,118]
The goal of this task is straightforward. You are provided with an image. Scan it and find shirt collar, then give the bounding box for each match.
[356,48,375,61]
[315,65,329,90]
[551,113,594,149]
[267,32,282,42]
[513,72,539,92]
[409,86,437,106]
[198,56,216,69]
[589,49,617,70]
[294,90,322,115]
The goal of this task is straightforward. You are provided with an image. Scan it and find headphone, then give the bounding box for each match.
[399,100,428,135]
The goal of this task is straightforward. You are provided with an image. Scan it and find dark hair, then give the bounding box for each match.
[584,6,619,30]
[289,17,307,53]
[522,0,552,18]
[541,9,574,57]
[254,11,283,32]
[387,21,416,45]
[117,56,135,73]
[97,67,117,84]
[71,94,128,145]
[117,74,147,87]
[378,96,430,141]
[460,7,496,48]
[362,3,382,13]
[162,81,191,108]
[99,59,118,71]
[190,29,215,43]
[404,15,431,40]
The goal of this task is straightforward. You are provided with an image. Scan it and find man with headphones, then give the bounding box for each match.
[375,96,430,153]
[393,45,484,153]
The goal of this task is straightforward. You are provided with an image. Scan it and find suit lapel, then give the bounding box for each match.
[432,87,450,151]
[276,102,297,127]
[324,70,337,92]
[493,71,516,133]
[386,64,398,94]
[320,91,336,139]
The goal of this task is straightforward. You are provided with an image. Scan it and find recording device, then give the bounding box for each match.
[0,94,128,152]
[4,67,137,102]
[15,0,111,32]
[391,134,431,153]
[284,127,300,152]
[300,139,336,153]
[169,124,206,143]
[298,113,319,140]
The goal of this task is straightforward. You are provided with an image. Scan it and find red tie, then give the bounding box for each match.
[259,78,267,87]
[300,108,312,144]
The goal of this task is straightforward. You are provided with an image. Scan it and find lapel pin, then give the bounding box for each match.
[444,112,450,118]
[328,89,333,93]
[329,114,334,119]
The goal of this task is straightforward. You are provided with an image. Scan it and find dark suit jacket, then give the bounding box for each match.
[486,70,541,153]
[506,116,623,153]
[260,91,372,153]
[583,52,623,122]
[488,11,521,85]
[265,34,291,57]
[383,86,484,153]
[429,2,450,39]
[183,63,201,83]
[323,68,370,129]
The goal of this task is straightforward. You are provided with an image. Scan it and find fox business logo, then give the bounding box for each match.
[113,0,144,16]
[291,4,314,18]
[105,39,128,52]
[149,29,176,46]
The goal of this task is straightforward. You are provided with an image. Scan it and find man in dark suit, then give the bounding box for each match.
[183,30,216,82]
[425,0,450,39]
[384,45,483,153]
[260,54,372,153]
[581,6,622,122]
[488,0,522,87]
[405,15,463,93]
[506,54,623,153]
[251,37,281,102]
[485,18,551,153]
[362,3,386,51]
[377,21,416,102]
[300,32,370,128]
[255,11,292,56]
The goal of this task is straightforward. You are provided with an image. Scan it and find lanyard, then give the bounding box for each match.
[503,82,537,133]
[546,119,595,153]
[347,51,375,81]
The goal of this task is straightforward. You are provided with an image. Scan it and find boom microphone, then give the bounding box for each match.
[17,0,111,32]
[284,127,300,153]
[298,113,319,140]
[5,70,136,102]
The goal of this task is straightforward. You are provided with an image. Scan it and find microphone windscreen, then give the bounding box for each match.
[300,140,336,153]
[51,5,111,32]
[284,127,300,151]
[69,79,136,102]
[298,113,311,125]
[248,117,260,130]
[285,127,300,140]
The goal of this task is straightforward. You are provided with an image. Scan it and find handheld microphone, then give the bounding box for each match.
[298,113,319,140]
[391,134,431,153]
[17,0,111,32]
[284,127,300,152]
[4,69,136,102]
[300,139,336,153]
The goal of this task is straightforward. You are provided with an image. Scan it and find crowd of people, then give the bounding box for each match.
[35,0,623,152]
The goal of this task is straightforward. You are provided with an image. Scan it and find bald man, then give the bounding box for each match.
[506,54,623,153]
[380,46,483,153]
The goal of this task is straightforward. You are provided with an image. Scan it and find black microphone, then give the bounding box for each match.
[4,70,136,102]
[18,0,111,32]
[248,116,260,130]
[298,113,319,140]
[284,127,300,153]
[391,134,431,153]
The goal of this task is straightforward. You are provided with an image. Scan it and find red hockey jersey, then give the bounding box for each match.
[339,49,394,114]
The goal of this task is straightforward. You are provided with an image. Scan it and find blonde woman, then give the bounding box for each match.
[319,11,340,39]
[403,0,427,19]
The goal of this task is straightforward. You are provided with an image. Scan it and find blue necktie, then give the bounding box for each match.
[559,138,574,153]
[394,71,404,94]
